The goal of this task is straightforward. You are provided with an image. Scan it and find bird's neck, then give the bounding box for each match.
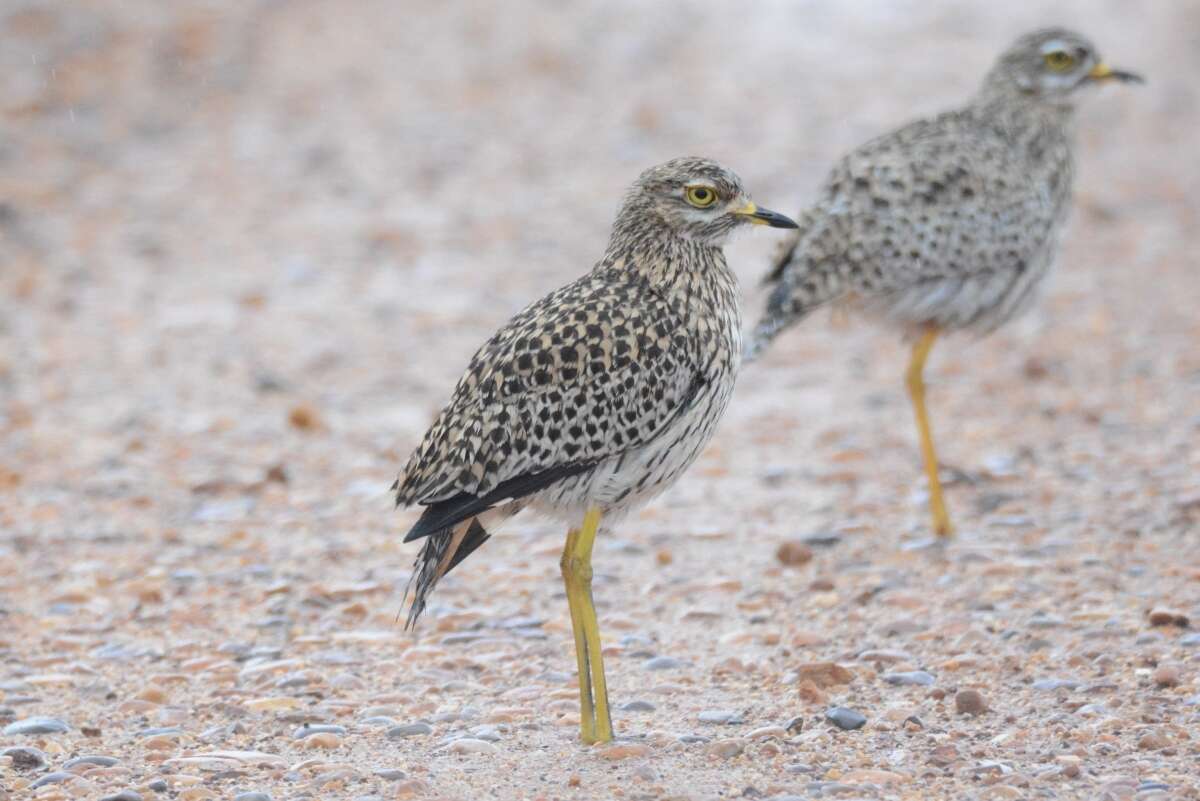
[971,93,1076,166]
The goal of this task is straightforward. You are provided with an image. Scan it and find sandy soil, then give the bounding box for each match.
[2,1,1198,799]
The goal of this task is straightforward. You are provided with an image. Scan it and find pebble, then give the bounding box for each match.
[698,709,743,724]
[148,779,169,792]
[955,689,988,715]
[99,792,143,801]
[0,746,47,770]
[643,656,688,670]
[883,670,935,687]
[3,716,70,735]
[802,533,842,547]
[1031,678,1081,691]
[746,726,787,740]
[360,716,396,727]
[785,716,805,734]
[30,772,74,788]
[620,700,656,712]
[842,769,908,785]
[598,743,651,760]
[825,707,866,730]
[857,649,911,663]
[442,738,498,755]
[705,738,746,759]
[1137,730,1170,750]
[64,755,120,769]
[374,769,407,781]
[387,722,434,738]
[1152,663,1181,687]
[303,732,342,749]
[233,793,273,801]
[1147,607,1189,627]
[292,724,347,739]
[1180,633,1200,647]
[785,763,815,774]
[793,662,853,687]
[775,540,814,566]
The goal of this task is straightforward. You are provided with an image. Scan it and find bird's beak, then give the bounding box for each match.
[1088,62,1144,84]
[732,201,799,229]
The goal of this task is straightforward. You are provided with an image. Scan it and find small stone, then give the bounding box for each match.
[1137,731,1171,750]
[148,779,169,792]
[802,533,842,547]
[620,700,655,712]
[374,769,407,781]
[883,670,935,687]
[303,732,341,749]
[246,697,302,712]
[393,778,431,798]
[292,724,346,739]
[233,793,273,801]
[0,746,47,770]
[643,656,688,670]
[1180,633,1200,647]
[386,722,433,738]
[746,726,787,740]
[598,743,651,760]
[99,792,143,801]
[30,772,74,789]
[1032,678,1081,691]
[1152,663,1181,687]
[776,540,814,566]
[633,763,658,781]
[706,738,745,759]
[955,689,988,715]
[979,787,1023,800]
[825,707,866,730]
[857,649,912,663]
[1147,608,1189,627]
[698,709,742,724]
[842,769,908,785]
[442,738,498,755]
[64,755,120,769]
[3,716,70,735]
[785,716,804,734]
[794,662,853,688]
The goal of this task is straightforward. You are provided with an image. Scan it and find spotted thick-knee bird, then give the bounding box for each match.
[393,157,797,744]
[746,28,1141,538]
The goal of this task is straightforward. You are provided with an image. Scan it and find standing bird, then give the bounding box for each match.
[393,157,797,744]
[747,28,1141,537]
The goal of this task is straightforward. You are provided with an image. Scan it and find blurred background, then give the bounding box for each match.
[1,1,1198,797]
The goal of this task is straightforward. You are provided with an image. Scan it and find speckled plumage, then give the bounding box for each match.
[749,28,1139,353]
[395,158,796,625]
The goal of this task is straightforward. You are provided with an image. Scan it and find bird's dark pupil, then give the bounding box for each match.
[696,189,709,199]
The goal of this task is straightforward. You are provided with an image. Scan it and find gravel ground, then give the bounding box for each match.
[2,2,1198,800]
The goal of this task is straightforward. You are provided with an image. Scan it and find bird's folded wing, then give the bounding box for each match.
[394,273,704,517]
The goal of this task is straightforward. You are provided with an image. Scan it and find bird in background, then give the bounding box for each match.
[746,27,1142,537]
[392,157,797,744]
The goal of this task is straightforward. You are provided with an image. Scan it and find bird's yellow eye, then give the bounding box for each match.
[1043,50,1076,72]
[685,186,718,208]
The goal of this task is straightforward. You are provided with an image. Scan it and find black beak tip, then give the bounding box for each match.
[757,209,800,229]
[1110,68,1145,85]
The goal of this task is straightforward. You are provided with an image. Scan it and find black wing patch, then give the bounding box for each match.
[402,461,598,543]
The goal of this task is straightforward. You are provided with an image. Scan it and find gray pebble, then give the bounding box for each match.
[825,707,866,731]
[678,734,710,744]
[1027,614,1065,629]
[65,755,121,768]
[802,533,842,547]
[1180,633,1200,647]
[99,793,143,801]
[386,722,433,738]
[374,769,408,781]
[643,656,688,670]
[292,723,347,739]
[468,724,503,741]
[698,709,743,724]
[1,745,47,770]
[784,762,814,774]
[148,779,169,792]
[620,700,656,712]
[30,772,73,789]
[360,716,397,727]
[1138,782,1170,792]
[784,716,804,734]
[883,670,935,687]
[136,726,182,738]
[233,793,273,801]
[1032,677,1082,691]
[3,716,70,735]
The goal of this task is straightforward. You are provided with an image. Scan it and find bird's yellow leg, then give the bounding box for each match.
[906,327,953,537]
[560,525,596,744]
[572,507,613,743]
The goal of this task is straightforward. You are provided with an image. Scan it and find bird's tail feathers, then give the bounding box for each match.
[402,517,491,629]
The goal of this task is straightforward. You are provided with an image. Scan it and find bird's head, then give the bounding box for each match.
[616,157,797,246]
[982,28,1143,107]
